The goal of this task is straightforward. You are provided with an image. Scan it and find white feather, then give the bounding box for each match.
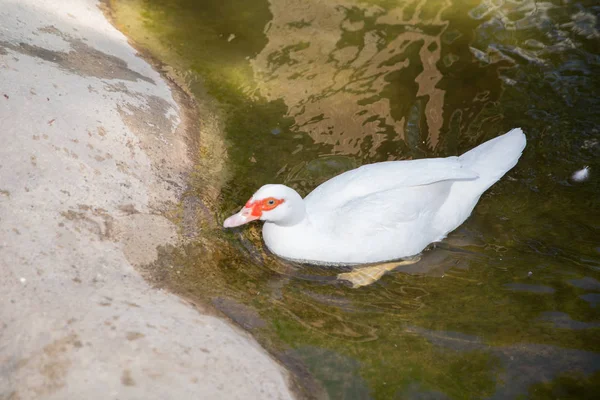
[572,166,590,182]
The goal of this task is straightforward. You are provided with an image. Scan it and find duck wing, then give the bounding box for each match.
[304,157,477,213]
[328,181,452,235]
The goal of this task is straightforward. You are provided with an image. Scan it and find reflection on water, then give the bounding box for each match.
[110,0,599,398]
[250,0,450,154]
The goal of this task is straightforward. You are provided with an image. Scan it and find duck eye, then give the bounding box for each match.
[267,199,275,205]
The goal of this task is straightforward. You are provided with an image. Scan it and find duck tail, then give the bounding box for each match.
[459,128,526,193]
[433,128,526,237]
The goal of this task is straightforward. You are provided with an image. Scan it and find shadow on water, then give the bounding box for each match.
[109,0,600,398]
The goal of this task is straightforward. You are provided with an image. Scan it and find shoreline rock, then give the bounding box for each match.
[0,1,294,398]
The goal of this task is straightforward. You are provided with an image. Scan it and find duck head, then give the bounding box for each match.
[223,184,306,228]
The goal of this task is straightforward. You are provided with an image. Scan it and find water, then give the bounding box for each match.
[110,0,600,398]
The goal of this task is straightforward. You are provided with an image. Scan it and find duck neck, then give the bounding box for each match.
[281,196,307,227]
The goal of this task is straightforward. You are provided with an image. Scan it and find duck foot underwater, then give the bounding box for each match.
[337,256,422,288]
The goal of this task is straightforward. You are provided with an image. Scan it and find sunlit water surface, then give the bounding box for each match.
[110,0,599,398]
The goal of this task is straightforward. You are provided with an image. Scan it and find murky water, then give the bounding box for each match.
[110,0,599,398]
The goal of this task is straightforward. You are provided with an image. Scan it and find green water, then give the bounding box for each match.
[110,0,599,398]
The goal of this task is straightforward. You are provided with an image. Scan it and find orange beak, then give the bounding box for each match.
[223,199,262,228]
[223,197,284,228]
[223,206,260,228]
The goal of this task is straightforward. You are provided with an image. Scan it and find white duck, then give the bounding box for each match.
[224,128,526,265]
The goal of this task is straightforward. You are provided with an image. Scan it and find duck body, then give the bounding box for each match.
[225,128,526,266]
